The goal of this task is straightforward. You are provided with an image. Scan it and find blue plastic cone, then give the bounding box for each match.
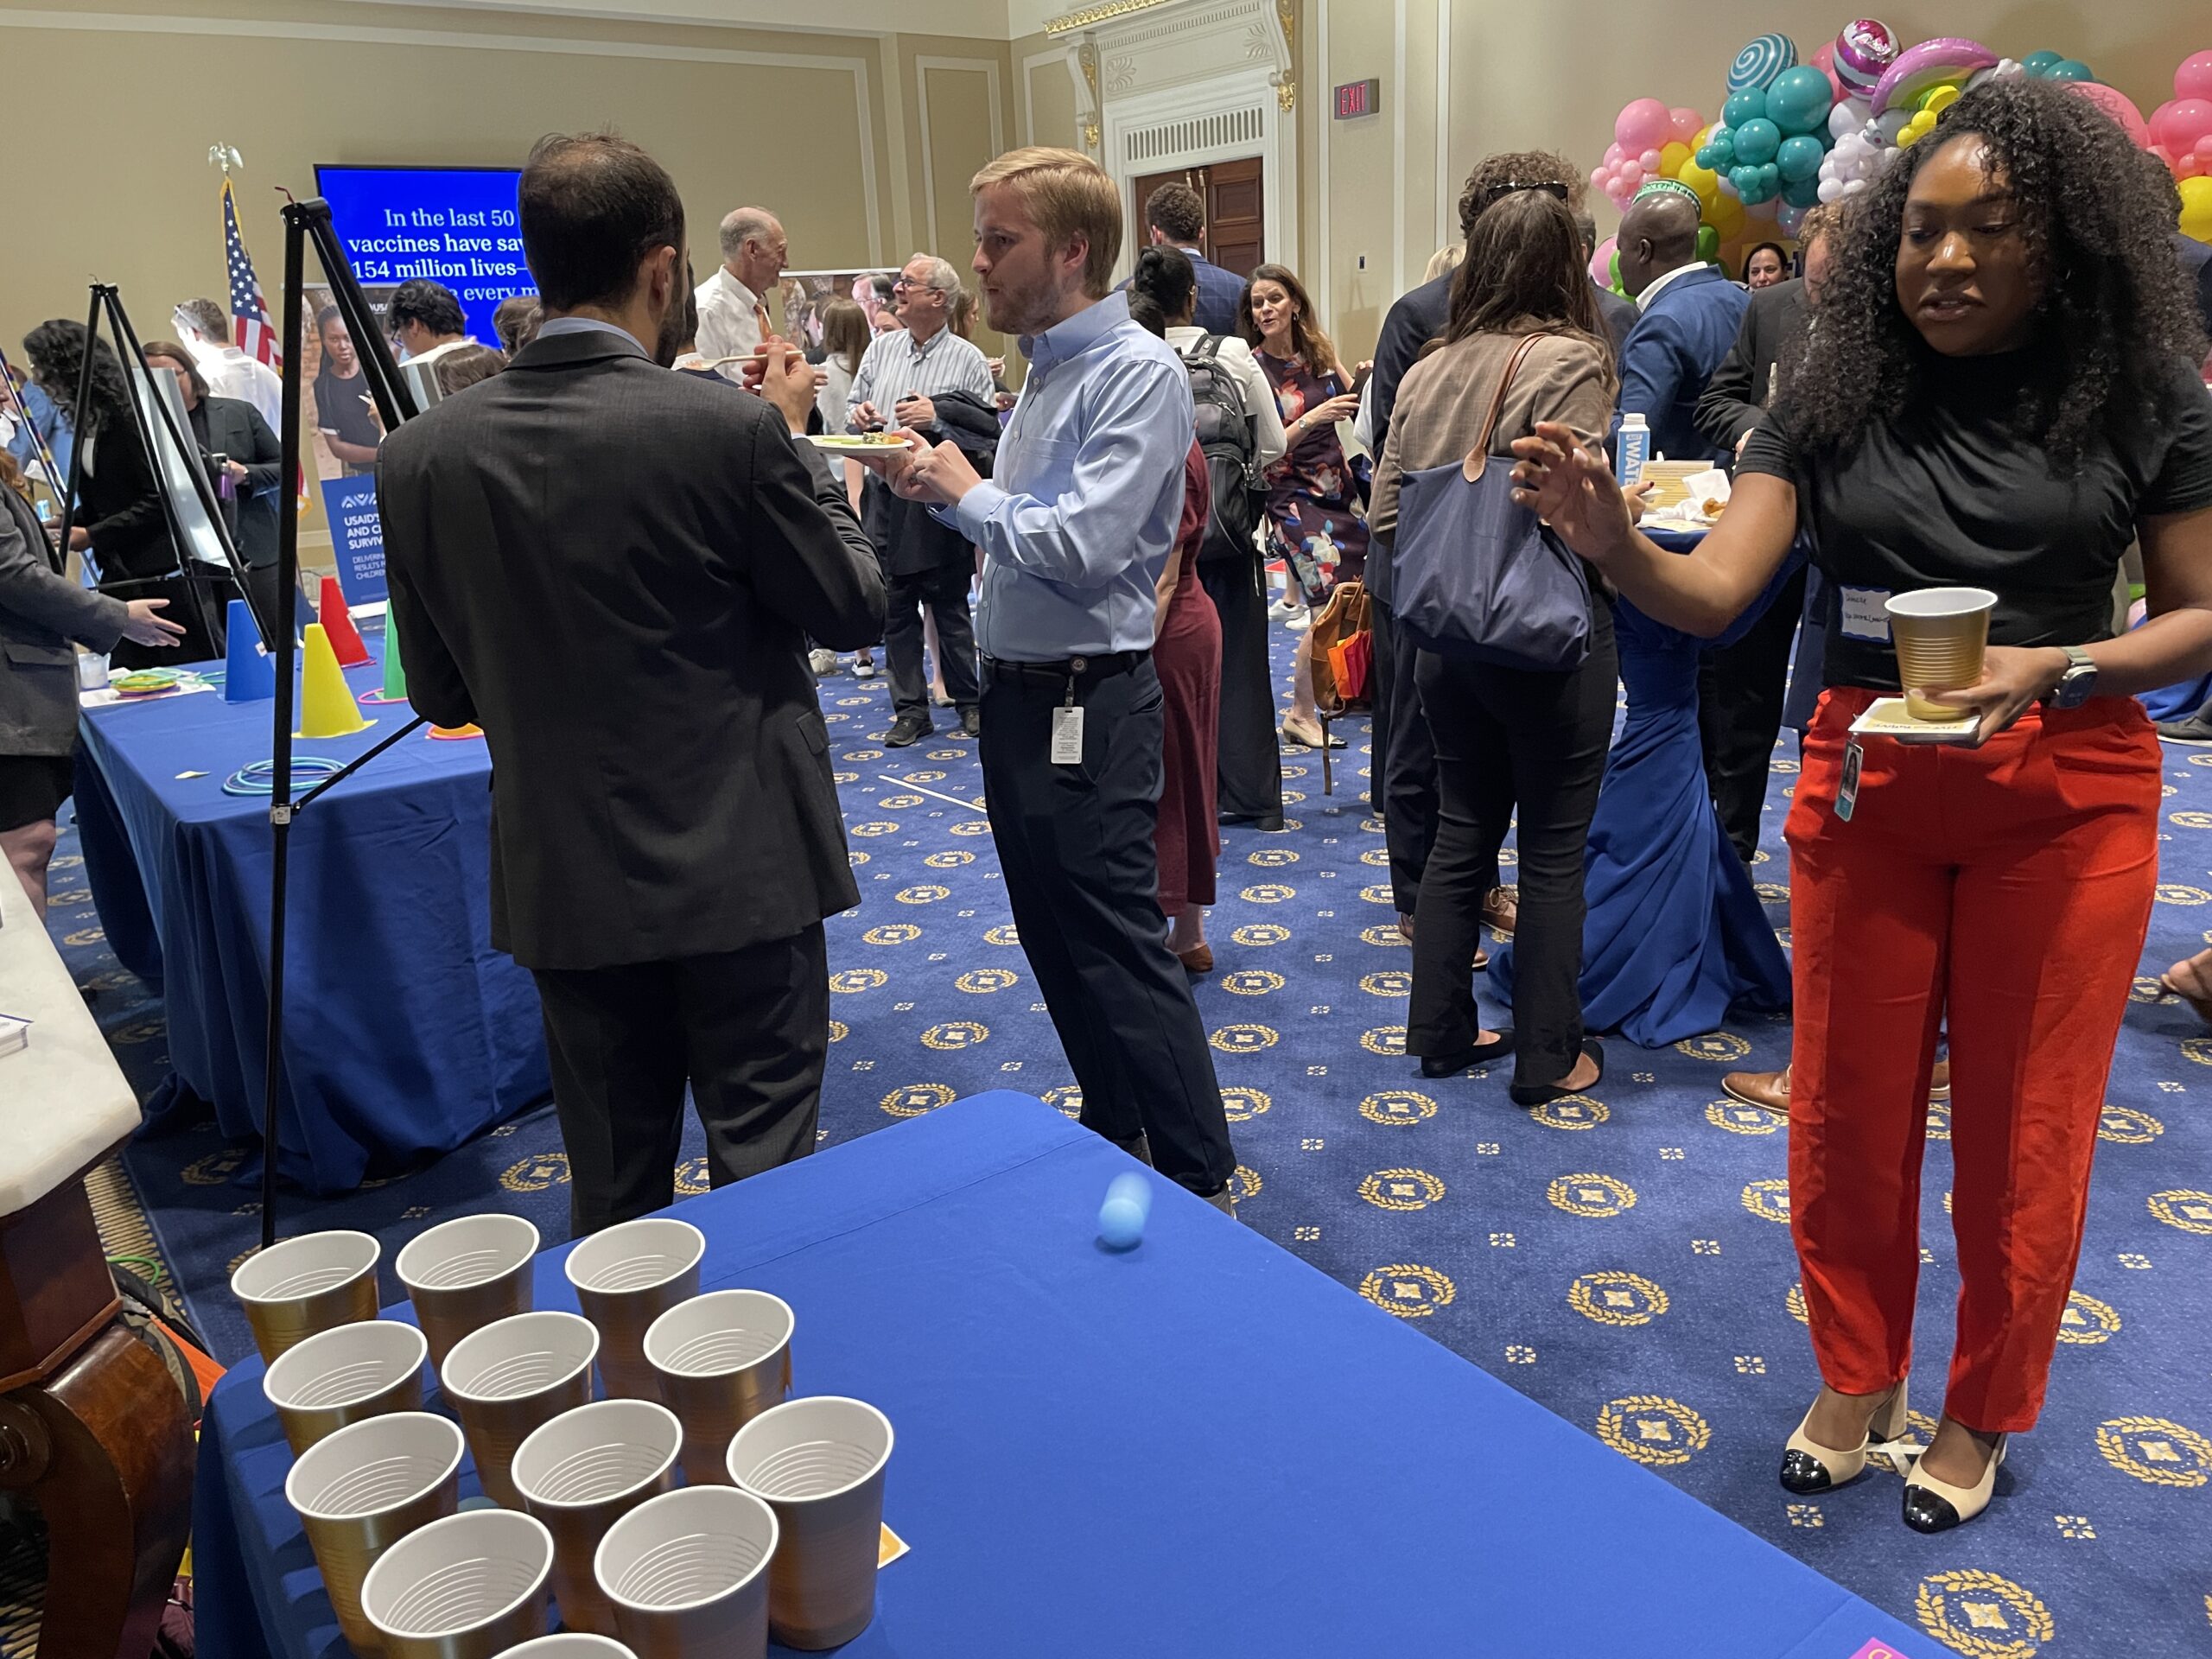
[223,598,275,702]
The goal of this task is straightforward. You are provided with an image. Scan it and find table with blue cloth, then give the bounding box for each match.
[73,641,547,1193]
[194,1093,1943,1659]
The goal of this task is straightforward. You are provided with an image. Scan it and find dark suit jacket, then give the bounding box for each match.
[1119,245,1245,335]
[1367,270,1454,465]
[2177,232,2212,337]
[79,410,178,583]
[864,388,1000,579]
[1,486,128,755]
[377,326,887,972]
[1694,278,1812,455]
[1594,283,1637,359]
[198,395,283,568]
[1613,265,1751,466]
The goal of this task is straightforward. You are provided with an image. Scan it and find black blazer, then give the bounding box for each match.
[198,395,283,568]
[863,388,1001,578]
[1594,283,1638,359]
[1694,278,1811,455]
[79,410,178,583]
[378,326,887,971]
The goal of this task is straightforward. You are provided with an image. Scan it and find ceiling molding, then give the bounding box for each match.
[334,0,1014,41]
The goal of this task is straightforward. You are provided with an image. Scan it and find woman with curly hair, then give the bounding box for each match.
[1510,76,2212,1532]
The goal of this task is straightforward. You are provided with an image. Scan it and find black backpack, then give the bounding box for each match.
[1179,334,1262,563]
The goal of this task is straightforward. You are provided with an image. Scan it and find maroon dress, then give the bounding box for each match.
[1155,443,1223,915]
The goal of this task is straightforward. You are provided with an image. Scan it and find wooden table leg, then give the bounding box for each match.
[0,1321,195,1659]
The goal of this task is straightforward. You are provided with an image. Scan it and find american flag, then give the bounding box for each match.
[224,178,281,372]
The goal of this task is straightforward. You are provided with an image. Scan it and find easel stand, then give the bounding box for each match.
[257,200,424,1249]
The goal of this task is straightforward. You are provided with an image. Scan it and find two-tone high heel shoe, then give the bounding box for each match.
[1903,1431,2008,1533]
[1778,1383,1910,1494]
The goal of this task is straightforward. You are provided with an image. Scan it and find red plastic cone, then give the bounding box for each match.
[318,575,372,668]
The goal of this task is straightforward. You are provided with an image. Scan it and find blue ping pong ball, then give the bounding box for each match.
[1105,1172,1152,1217]
[1098,1195,1146,1250]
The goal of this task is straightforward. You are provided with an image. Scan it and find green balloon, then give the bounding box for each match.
[1696,224,1720,264]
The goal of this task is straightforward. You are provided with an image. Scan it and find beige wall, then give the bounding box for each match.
[1304,0,2212,359]
[1011,29,1080,150]
[0,0,1008,540]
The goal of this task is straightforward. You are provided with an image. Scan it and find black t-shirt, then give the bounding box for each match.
[1739,352,2212,690]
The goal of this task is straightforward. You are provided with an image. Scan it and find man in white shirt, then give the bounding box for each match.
[694,207,790,382]
[173,297,282,432]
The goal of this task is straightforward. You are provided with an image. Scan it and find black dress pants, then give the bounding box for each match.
[979,656,1236,1194]
[1368,591,1446,915]
[884,561,979,721]
[1697,565,1805,864]
[1199,550,1282,823]
[1408,601,1617,1091]
[531,925,830,1235]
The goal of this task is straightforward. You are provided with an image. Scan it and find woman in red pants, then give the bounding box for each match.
[1510,78,2212,1532]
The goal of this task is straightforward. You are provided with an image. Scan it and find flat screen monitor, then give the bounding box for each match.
[313,165,534,345]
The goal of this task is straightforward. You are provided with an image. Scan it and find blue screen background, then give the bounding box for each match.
[315,167,535,344]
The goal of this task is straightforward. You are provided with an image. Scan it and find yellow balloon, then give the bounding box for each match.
[1659,141,1692,178]
[1706,193,1746,243]
[1677,160,1721,207]
[2182,175,2212,244]
[1922,82,1961,114]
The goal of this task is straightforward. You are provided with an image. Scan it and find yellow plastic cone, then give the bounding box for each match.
[296,623,375,739]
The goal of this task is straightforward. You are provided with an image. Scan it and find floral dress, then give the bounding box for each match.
[1257,350,1370,606]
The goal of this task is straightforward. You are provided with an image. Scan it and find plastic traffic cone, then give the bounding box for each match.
[222,598,274,703]
[296,624,373,739]
[378,606,408,702]
[318,575,372,668]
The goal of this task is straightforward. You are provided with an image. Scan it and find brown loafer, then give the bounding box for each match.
[1722,1065,1789,1113]
[1176,943,1214,974]
[1483,887,1518,938]
[1928,1058,1951,1101]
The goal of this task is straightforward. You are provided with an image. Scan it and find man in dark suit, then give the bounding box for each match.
[1128,182,1244,334]
[378,131,887,1234]
[1612,181,1750,465]
[144,340,287,642]
[1573,210,1638,360]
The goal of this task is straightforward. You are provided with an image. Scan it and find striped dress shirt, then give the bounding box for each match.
[845,326,993,431]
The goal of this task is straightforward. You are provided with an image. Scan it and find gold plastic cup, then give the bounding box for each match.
[232,1230,382,1364]
[563,1220,704,1402]
[642,1292,794,1486]
[1885,587,1996,721]
[494,1639,636,1659]
[442,1312,600,1511]
[397,1215,541,1375]
[286,1411,465,1656]
[359,1508,554,1659]
[594,1485,779,1659]
[726,1397,893,1651]
[264,1319,429,1456]
[510,1399,682,1638]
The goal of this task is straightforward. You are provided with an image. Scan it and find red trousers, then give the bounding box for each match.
[1784,687,2159,1432]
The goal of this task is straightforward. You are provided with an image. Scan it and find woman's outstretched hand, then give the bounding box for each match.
[1510,422,1634,564]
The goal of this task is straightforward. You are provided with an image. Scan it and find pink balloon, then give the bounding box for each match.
[1590,235,1618,286]
[1590,166,1609,192]
[1604,140,1626,167]
[1811,42,1847,100]
[1638,148,1663,172]
[1615,97,1672,154]
[2157,97,2212,153]
[2067,80,2151,147]
[1669,105,1705,142]
[2183,155,2207,180]
[2177,49,2212,104]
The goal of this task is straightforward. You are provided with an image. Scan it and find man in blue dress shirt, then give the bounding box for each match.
[1611,181,1749,466]
[874,146,1239,1210]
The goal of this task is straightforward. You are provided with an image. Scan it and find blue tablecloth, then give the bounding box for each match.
[194,1093,1942,1659]
[75,650,548,1193]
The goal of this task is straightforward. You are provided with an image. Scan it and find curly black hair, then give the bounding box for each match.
[1787,76,2209,471]
[22,319,130,429]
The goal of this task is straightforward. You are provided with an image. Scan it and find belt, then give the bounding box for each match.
[981,650,1147,686]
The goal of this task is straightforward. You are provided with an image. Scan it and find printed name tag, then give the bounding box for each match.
[1050,705,1085,766]
[1839,586,1893,644]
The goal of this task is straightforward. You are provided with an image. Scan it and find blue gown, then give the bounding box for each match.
[1491,536,1797,1046]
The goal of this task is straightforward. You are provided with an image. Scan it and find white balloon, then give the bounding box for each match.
[1876,108,1910,143]
[1817,176,1844,202]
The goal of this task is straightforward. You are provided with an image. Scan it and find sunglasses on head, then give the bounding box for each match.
[1480,180,1571,210]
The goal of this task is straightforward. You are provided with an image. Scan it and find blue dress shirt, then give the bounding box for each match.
[947,291,1193,662]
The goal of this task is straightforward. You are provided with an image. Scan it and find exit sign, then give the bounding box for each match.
[1333,78,1380,120]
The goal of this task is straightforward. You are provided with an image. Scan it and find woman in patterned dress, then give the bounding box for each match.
[1240,264,1368,750]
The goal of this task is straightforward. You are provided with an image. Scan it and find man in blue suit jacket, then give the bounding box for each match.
[1612,182,1748,465]
[1128,182,1247,335]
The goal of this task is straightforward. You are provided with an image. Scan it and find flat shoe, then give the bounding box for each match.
[1175,943,1214,974]
[1418,1029,1512,1078]
[1510,1039,1604,1108]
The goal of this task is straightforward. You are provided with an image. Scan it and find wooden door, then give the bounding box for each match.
[1129,158,1265,277]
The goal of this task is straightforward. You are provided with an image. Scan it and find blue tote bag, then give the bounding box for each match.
[1391,332,1593,672]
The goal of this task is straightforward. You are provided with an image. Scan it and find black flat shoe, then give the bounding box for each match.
[1418,1029,1512,1078]
[1510,1039,1605,1108]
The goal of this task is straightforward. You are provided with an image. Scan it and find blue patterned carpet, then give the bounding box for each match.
[46,613,2212,1657]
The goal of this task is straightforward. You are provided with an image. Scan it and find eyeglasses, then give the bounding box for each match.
[1478,179,1572,211]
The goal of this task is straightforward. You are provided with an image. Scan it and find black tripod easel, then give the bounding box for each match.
[257,199,426,1247]
[53,284,264,655]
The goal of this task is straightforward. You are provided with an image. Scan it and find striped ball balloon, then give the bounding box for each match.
[1727,32,1798,94]
[1834,18,1899,94]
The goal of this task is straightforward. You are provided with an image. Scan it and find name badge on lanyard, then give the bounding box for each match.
[1838,587,1893,644]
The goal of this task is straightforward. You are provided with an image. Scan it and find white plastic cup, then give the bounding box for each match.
[494,1639,636,1659]
[263,1318,429,1455]
[396,1215,541,1373]
[510,1400,683,1637]
[232,1229,382,1363]
[285,1411,465,1655]
[563,1220,705,1401]
[359,1508,554,1659]
[440,1311,601,1510]
[594,1485,779,1659]
[726,1397,893,1649]
[643,1291,795,1485]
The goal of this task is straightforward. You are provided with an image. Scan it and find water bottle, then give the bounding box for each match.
[1616,412,1651,490]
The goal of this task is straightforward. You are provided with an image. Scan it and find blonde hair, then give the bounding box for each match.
[1421,243,1464,283]
[969,147,1121,298]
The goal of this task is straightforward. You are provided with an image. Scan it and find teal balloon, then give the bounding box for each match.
[1699,129,1736,170]
[1722,90,1766,128]
[1732,118,1782,166]
[2047,59,2094,83]
[1776,134,1826,182]
[1781,173,1822,207]
[2020,49,2063,75]
[1696,225,1720,264]
[1729,163,1764,200]
[1765,66,1834,135]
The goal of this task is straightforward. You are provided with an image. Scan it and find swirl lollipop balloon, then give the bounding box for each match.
[1728,32,1798,95]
